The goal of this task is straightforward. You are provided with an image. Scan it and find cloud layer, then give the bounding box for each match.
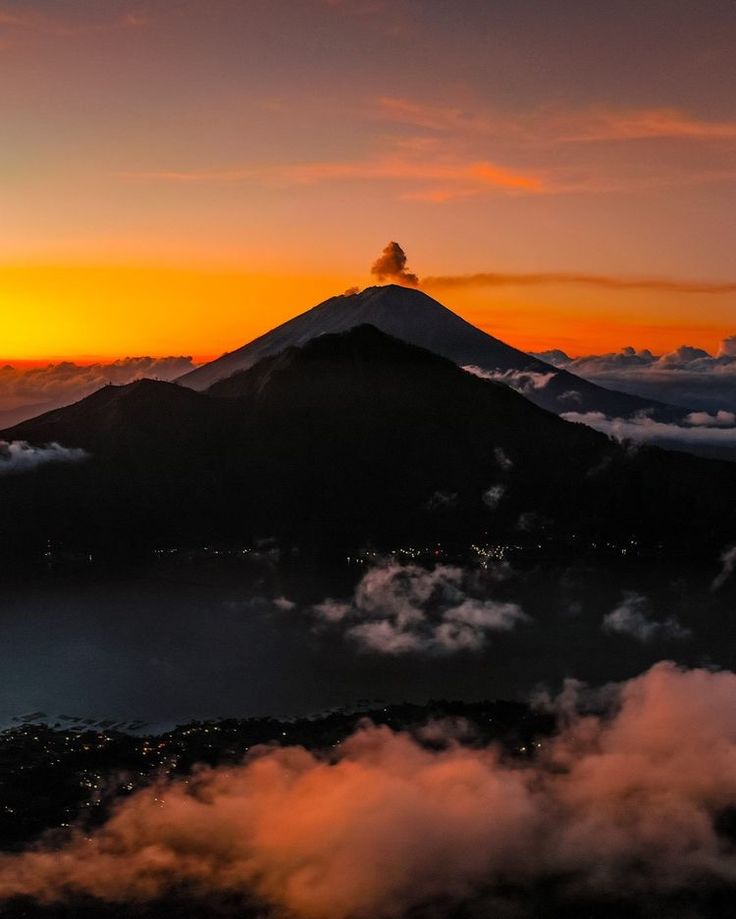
[561,410,736,453]
[537,338,736,413]
[4,663,736,916]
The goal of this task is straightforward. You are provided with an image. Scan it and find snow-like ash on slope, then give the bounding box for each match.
[3,663,736,916]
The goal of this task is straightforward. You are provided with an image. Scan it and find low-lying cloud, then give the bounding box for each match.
[0,440,87,476]
[0,356,198,427]
[463,364,556,394]
[4,663,736,916]
[482,484,506,510]
[602,592,690,642]
[562,410,736,452]
[537,338,736,413]
[312,562,527,654]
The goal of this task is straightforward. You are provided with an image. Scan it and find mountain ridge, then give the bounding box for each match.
[2,325,733,560]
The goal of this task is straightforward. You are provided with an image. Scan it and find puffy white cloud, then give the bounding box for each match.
[313,562,527,655]
[482,484,506,510]
[686,409,736,426]
[602,592,690,642]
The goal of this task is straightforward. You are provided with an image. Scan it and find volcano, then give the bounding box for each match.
[179,284,678,419]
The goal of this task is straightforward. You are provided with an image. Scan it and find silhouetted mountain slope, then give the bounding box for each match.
[181,285,679,420]
[10,379,214,450]
[2,326,733,559]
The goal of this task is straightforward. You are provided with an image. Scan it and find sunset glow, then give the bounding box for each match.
[2,0,735,362]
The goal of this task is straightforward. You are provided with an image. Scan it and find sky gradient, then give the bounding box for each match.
[2,0,735,360]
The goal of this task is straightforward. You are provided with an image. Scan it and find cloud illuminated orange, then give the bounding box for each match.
[119,155,544,201]
[378,96,736,145]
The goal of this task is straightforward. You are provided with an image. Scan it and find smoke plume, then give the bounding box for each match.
[370,242,419,286]
[422,271,736,294]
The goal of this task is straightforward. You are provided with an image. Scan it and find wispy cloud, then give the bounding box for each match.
[423,272,736,294]
[378,96,736,146]
[117,93,736,202]
[372,96,736,197]
[561,411,736,451]
[377,96,506,137]
[562,108,736,143]
[119,154,543,200]
[463,365,556,394]
[712,546,736,591]
[0,5,150,37]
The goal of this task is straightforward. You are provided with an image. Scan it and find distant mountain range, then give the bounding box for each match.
[180,285,680,420]
[2,324,733,561]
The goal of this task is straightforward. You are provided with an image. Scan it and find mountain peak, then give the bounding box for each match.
[178,283,502,393]
[177,282,679,423]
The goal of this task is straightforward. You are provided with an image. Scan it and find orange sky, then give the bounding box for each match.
[1,262,733,364]
[1,0,735,362]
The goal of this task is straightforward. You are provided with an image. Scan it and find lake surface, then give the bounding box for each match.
[2,554,735,730]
